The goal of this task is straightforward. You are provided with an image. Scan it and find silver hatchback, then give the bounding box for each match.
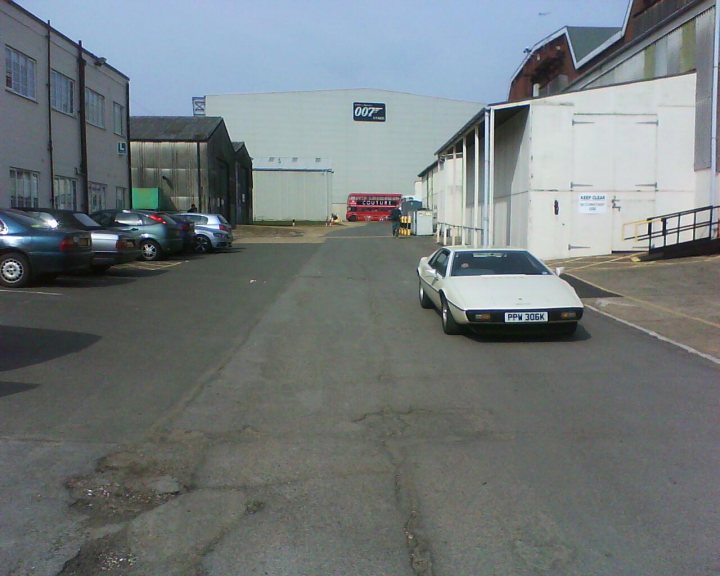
[174,212,234,253]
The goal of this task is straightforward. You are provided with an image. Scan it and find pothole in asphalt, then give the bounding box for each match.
[64,429,209,526]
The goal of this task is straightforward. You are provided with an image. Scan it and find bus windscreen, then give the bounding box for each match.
[346,194,402,222]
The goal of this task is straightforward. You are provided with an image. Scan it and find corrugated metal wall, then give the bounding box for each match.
[694,7,714,170]
[252,170,332,221]
[131,141,204,210]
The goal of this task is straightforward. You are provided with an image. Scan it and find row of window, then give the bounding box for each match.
[5,45,126,135]
[9,168,126,211]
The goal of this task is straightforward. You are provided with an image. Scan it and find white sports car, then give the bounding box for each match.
[417,247,584,336]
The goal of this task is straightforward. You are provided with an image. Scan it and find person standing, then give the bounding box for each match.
[389,205,402,237]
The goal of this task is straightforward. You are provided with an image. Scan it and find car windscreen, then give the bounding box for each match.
[450,251,551,276]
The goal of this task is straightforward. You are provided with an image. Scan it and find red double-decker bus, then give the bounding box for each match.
[346,193,402,222]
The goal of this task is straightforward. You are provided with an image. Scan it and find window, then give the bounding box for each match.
[50,70,74,114]
[116,212,142,226]
[85,88,105,127]
[54,176,77,209]
[5,46,36,99]
[89,182,107,211]
[115,186,127,209]
[113,102,126,136]
[10,168,39,208]
[429,250,449,276]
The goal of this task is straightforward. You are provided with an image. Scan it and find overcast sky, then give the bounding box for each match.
[19,0,630,116]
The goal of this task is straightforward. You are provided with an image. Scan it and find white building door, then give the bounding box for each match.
[571,113,658,254]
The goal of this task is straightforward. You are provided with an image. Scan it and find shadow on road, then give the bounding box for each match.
[0,381,40,398]
[0,326,101,372]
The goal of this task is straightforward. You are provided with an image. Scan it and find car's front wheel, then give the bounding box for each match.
[194,235,212,254]
[441,295,462,335]
[0,252,30,288]
[419,280,433,309]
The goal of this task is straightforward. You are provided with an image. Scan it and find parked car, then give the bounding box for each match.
[0,209,93,287]
[15,208,140,273]
[417,247,584,336]
[154,211,196,252]
[173,212,233,253]
[91,210,183,261]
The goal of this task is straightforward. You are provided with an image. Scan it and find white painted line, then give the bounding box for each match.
[585,303,720,366]
[0,288,62,296]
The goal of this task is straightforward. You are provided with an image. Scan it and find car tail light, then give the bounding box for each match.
[148,213,167,224]
[219,224,230,232]
[59,237,74,252]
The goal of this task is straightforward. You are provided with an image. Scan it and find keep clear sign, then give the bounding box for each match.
[578,193,607,214]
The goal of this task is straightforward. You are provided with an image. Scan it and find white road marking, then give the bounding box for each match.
[0,288,62,296]
[586,303,720,366]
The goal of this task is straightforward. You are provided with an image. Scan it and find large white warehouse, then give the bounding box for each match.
[204,89,480,220]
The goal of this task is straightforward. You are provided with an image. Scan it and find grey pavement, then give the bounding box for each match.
[549,252,720,363]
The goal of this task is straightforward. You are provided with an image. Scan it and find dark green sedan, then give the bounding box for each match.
[0,209,93,288]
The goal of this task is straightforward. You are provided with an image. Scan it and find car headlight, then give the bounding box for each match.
[560,311,578,320]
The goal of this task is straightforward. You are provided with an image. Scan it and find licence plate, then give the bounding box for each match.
[505,311,547,323]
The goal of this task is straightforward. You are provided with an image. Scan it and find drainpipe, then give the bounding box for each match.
[125,81,132,208]
[711,0,719,208]
[77,40,89,212]
[46,21,55,206]
[196,141,202,212]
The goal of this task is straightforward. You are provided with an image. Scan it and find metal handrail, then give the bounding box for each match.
[623,205,719,251]
[435,222,484,246]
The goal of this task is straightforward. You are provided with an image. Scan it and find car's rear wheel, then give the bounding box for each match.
[0,252,30,288]
[419,280,433,309]
[140,239,162,261]
[194,235,212,254]
[441,295,461,335]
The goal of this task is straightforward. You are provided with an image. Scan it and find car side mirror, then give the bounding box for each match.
[555,266,565,276]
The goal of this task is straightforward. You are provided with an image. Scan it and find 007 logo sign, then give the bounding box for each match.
[353,102,386,122]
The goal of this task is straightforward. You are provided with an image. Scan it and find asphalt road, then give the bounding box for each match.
[1,223,718,576]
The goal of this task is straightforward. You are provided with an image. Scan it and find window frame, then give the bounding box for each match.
[85,87,105,128]
[9,168,39,208]
[5,45,37,100]
[50,69,75,115]
[53,175,78,209]
[113,101,126,136]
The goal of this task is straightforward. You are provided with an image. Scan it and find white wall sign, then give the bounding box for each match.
[578,193,607,213]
